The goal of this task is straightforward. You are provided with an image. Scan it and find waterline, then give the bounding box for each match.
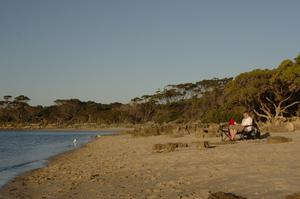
[0,131,114,188]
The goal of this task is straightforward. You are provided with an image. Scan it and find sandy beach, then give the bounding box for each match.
[1,132,300,199]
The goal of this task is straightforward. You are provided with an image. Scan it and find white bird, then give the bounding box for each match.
[73,138,77,146]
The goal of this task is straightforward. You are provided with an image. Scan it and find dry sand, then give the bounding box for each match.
[1,132,300,199]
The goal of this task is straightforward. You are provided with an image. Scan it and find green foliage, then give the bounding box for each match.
[201,104,245,123]
[0,53,299,125]
[223,57,300,122]
[294,54,300,64]
[154,102,186,124]
[14,95,30,103]
[272,59,300,91]
[3,95,12,102]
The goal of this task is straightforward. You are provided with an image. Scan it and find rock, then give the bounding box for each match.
[90,174,100,180]
[291,118,300,130]
[285,122,295,132]
[208,124,219,133]
[152,142,189,153]
[263,121,297,132]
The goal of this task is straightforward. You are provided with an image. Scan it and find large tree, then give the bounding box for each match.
[255,58,300,121]
[224,56,300,122]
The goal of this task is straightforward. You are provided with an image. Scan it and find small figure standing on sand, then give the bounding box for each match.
[73,138,77,146]
[229,111,253,140]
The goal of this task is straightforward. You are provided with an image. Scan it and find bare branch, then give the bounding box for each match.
[253,109,270,120]
[281,101,300,112]
[278,92,294,108]
[258,97,272,118]
[265,97,277,110]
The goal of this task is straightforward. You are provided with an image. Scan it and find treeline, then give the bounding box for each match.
[0,54,299,126]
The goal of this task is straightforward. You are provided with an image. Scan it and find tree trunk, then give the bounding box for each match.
[254,93,300,122]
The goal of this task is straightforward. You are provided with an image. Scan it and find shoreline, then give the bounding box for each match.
[0,131,118,192]
[0,141,88,189]
[0,133,116,198]
[1,132,300,198]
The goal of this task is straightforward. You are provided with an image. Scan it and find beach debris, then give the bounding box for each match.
[152,141,212,153]
[152,142,189,153]
[208,191,247,199]
[204,141,210,148]
[90,174,100,180]
[266,136,292,144]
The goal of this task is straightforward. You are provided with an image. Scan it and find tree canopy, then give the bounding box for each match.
[0,54,299,126]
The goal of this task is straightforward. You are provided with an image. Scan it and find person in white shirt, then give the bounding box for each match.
[229,111,253,140]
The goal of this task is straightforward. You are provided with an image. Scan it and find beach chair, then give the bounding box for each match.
[219,123,260,141]
[238,124,261,140]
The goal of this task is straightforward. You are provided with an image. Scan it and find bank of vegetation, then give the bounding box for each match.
[0,54,299,130]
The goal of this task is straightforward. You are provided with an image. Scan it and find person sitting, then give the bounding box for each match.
[228,111,253,140]
[228,118,236,126]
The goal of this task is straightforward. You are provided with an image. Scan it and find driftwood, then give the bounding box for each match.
[152,141,210,153]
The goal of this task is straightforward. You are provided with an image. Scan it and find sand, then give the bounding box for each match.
[1,132,300,199]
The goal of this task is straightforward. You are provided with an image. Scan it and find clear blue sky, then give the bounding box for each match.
[0,0,299,106]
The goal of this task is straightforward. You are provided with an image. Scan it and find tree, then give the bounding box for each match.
[3,95,12,102]
[294,53,300,64]
[1,95,13,109]
[14,95,30,103]
[223,57,300,122]
[0,101,6,108]
[131,97,143,104]
[253,59,300,121]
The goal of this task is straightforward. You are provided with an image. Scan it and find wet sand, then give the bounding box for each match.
[1,132,300,199]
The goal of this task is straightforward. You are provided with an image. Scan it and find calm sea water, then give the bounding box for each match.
[0,131,114,188]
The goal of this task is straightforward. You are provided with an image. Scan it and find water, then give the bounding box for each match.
[0,131,114,188]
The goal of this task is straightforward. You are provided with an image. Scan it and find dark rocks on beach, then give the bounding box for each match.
[208,191,247,199]
[90,174,100,180]
[152,142,189,153]
[152,141,212,153]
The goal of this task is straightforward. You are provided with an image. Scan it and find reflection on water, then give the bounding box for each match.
[0,131,113,188]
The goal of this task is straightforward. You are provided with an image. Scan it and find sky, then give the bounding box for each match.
[0,0,299,106]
